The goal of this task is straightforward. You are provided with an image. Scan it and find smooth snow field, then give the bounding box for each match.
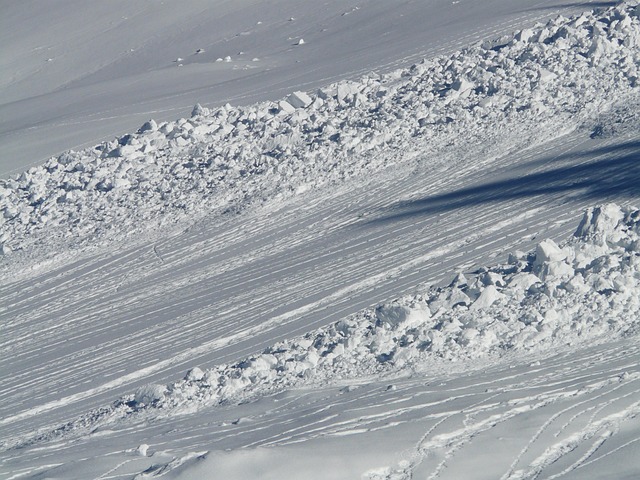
[1,1,640,479]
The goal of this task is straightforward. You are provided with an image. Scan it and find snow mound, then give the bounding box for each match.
[20,203,639,447]
[2,3,640,263]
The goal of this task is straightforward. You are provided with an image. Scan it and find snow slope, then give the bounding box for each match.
[1,1,640,479]
[0,0,629,177]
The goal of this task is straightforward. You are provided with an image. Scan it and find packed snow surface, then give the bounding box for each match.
[1,2,640,479]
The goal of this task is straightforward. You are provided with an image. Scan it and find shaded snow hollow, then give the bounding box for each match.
[12,202,640,449]
[2,3,640,263]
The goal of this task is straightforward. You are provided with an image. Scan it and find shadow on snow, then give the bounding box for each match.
[364,139,640,226]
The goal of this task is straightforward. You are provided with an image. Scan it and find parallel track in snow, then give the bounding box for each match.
[2,129,639,445]
[6,332,638,479]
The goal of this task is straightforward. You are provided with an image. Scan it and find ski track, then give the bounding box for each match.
[4,339,638,479]
[2,2,640,478]
[1,128,639,442]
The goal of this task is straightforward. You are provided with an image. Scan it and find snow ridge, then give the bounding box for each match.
[2,3,640,262]
[8,203,639,450]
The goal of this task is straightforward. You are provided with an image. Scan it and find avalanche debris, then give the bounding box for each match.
[2,3,640,265]
[14,203,639,449]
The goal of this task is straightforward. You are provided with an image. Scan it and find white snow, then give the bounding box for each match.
[2,2,640,480]
[2,2,639,268]
[1,0,634,178]
[17,203,636,435]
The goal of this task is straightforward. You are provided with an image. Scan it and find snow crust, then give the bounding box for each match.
[2,3,640,266]
[15,203,639,450]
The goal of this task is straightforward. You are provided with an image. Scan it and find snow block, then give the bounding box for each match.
[278,100,296,114]
[469,285,504,311]
[138,119,158,133]
[538,68,557,83]
[575,204,624,239]
[508,272,541,291]
[376,302,429,329]
[185,367,205,381]
[337,82,361,101]
[191,103,210,117]
[134,384,167,405]
[452,78,474,94]
[515,28,534,43]
[534,239,568,267]
[287,91,313,109]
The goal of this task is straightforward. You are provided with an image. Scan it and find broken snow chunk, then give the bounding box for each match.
[470,285,504,311]
[113,176,131,189]
[185,367,205,382]
[562,274,589,294]
[191,104,210,117]
[538,261,575,281]
[538,68,557,83]
[278,100,296,114]
[478,97,494,109]
[134,384,167,405]
[515,28,534,43]
[451,78,474,94]
[574,204,625,240]
[534,239,568,268]
[429,288,471,313]
[481,272,505,287]
[508,250,528,265]
[509,272,541,291]
[137,444,150,456]
[316,87,332,100]
[376,302,430,329]
[449,272,468,288]
[337,82,361,101]
[287,91,313,109]
[138,119,158,133]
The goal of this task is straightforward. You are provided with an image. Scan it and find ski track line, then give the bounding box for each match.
[499,378,639,480]
[2,130,639,439]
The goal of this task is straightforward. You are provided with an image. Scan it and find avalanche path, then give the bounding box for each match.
[1,2,640,479]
